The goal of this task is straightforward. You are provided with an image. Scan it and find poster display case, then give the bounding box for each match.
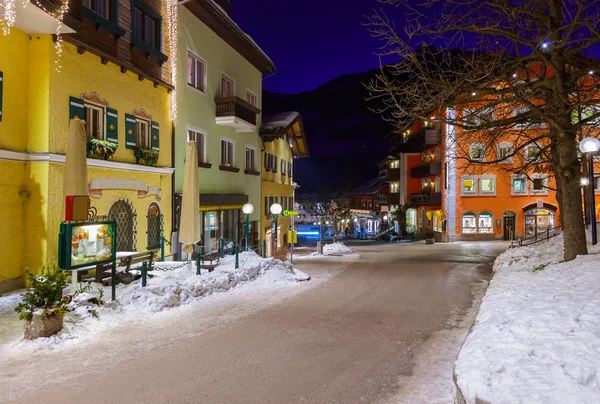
[58,220,117,270]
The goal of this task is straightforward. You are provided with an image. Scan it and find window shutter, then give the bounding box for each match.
[125,114,137,149]
[0,71,3,121]
[106,107,119,144]
[151,121,159,151]
[69,96,84,120]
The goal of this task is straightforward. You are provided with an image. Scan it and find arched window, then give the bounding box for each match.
[478,211,494,234]
[461,211,477,234]
[406,208,417,233]
[434,177,441,193]
[147,203,162,250]
[108,199,136,251]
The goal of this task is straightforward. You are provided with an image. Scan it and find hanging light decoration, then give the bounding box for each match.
[166,0,178,124]
[2,0,69,71]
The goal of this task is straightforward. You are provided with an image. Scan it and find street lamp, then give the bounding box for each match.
[242,203,254,251]
[579,137,600,245]
[270,203,282,248]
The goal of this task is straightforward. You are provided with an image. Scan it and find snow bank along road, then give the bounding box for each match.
[0,242,506,404]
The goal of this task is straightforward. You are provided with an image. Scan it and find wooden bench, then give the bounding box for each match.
[196,251,220,272]
[94,250,157,285]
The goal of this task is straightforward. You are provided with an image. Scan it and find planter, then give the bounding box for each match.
[425,238,435,244]
[24,314,64,340]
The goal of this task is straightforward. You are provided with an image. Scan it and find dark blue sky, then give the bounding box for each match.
[231,0,392,94]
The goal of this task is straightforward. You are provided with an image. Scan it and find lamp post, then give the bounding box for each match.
[581,177,590,226]
[242,203,254,251]
[383,215,389,231]
[270,203,282,249]
[579,137,600,245]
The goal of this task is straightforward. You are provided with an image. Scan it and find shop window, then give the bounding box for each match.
[478,212,493,234]
[461,176,478,195]
[461,213,477,234]
[480,175,496,195]
[406,208,417,233]
[187,52,207,93]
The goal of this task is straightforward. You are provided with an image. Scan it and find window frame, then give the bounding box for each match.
[479,174,496,196]
[83,0,116,21]
[511,174,529,196]
[497,142,514,164]
[461,212,477,234]
[245,89,257,107]
[135,116,151,149]
[186,126,207,164]
[131,0,162,51]
[220,72,235,97]
[187,51,207,94]
[220,136,235,167]
[84,101,106,140]
[245,144,257,172]
[281,159,286,175]
[531,174,549,195]
[461,175,478,196]
[469,143,485,162]
[525,143,542,162]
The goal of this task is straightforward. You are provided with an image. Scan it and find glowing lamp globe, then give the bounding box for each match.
[270,203,282,215]
[579,137,600,153]
[242,203,254,215]
[581,177,590,186]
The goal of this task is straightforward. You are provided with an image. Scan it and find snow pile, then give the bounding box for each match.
[454,234,600,404]
[9,252,309,349]
[323,242,354,255]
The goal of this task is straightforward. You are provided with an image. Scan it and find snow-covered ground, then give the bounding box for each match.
[323,242,355,255]
[454,234,600,404]
[0,252,308,351]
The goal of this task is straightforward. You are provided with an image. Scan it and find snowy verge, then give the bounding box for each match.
[4,252,309,350]
[454,234,600,404]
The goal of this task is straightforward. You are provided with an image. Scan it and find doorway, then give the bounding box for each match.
[108,199,136,251]
[502,212,516,241]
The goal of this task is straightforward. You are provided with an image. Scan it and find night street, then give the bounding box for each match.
[1,242,506,404]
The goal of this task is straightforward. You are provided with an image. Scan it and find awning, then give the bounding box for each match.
[199,204,243,212]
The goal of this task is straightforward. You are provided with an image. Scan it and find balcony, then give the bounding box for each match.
[13,0,79,34]
[215,97,261,133]
[396,128,441,154]
[410,161,442,178]
[387,193,400,205]
[410,192,442,206]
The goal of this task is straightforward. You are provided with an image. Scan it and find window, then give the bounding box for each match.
[525,145,540,162]
[421,178,429,191]
[281,159,286,175]
[220,138,234,167]
[480,175,496,195]
[187,128,206,164]
[434,148,441,162]
[133,2,160,50]
[264,152,271,171]
[245,147,256,171]
[362,200,366,208]
[368,200,372,209]
[84,103,105,139]
[136,118,150,148]
[461,176,478,195]
[531,174,549,195]
[281,196,287,211]
[469,144,485,162]
[511,175,528,195]
[462,213,477,234]
[434,177,441,193]
[497,143,513,163]
[187,52,207,93]
[245,90,257,107]
[390,182,399,193]
[464,108,493,127]
[478,213,493,234]
[288,162,292,177]
[272,155,278,173]
[83,0,115,20]
[221,74,235,97]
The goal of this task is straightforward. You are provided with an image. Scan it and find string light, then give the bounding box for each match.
[166,0,178,124]
[2,0,69,71]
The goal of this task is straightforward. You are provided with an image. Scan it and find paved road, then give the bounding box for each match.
[2,242,506,404]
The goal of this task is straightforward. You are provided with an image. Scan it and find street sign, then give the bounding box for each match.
[283,210,299,216]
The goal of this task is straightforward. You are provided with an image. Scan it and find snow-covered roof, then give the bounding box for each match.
[260,112,310,158]
[260,112,300,135]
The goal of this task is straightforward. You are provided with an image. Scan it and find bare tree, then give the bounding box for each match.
[365,0,600,260]
[311,199,351,243]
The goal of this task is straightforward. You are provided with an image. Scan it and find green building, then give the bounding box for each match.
[174,0,275,255]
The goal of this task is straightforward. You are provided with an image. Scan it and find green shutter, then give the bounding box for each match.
[0,71,3,122]
[106,107,118,144]
[69,96,84,120]
[151,121,160,151]
[125,114,136,149]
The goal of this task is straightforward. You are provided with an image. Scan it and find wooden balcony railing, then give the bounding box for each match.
[410,192,442,206]
[215,97,261,126]
[410,161,442,178]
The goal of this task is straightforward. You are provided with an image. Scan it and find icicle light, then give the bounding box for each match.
[2,0,69,71]
[166,0,178,124]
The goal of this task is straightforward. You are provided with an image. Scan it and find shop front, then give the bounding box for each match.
[525,208,555,238]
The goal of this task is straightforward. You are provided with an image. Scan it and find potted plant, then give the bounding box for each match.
[14,267,68,340]
[135,147,159,166]
[87,138,117,160]
[424,229,435,244]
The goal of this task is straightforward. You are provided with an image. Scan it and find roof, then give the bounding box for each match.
[260,112,310,158]
[185,1,275,74]
[347,178,388,197]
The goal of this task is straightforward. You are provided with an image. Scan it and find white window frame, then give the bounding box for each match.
[530,174,549,195]
[511,174,529,196]
[477,212,494,234]
[469,143,485,162]
[186,125,207,164]
[187,51,208,95]
[479,174,497,196]
[220,72,235,97]
[84,101,106,140]
[245,144,257,172]
[525,143,542,162]
[220,136,235,167]
[497,142,513,164]
[461,175,479,196]
[245,89,257,107]
[135,117,151,148]
[461,211,478,234]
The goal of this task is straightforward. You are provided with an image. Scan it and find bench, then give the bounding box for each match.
[195,251,220,272]
[94,250,157,285]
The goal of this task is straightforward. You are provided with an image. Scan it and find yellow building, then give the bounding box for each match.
[0,1,174,291]
[259,112,309,254]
